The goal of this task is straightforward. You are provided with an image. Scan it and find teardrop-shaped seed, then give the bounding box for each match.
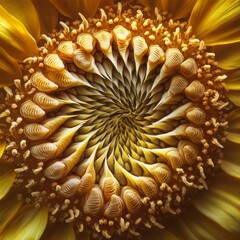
[33,93,60,110]
[24,123,49,140]
[138,177,158,198]
[104,194,124,219]
[94,30,113,55]
[77,33,95,52]
[180,58,198,77]
[43,161,66,180]
[44,53,65,70]
[152,165,171,183]
[83,187,104,216]
[165,48,184,69]
[168,75,188,95]
[73,49,99,74]
[77,173,94,194]
[100,176,120,200]
[59,177,81,197]
[184,80,205,101]
[132,36,148,72]
[166,150,184,169]
[185,126,204,143]
[30,142,57,161]
[148,45,165,67]
[31,72,58,92]
[20,100,45,120]
[57,41,74,59]
[47,69,79,88]
[121,187,142,214]
[178,140,198,165]
[112,25,132,63]
[186,107,206,126]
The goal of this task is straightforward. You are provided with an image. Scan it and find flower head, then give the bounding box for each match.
[0,0,240,239]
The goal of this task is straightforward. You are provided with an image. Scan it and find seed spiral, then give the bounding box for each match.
[0,2,229,239]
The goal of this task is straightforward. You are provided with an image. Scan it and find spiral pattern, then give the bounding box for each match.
[0,3,229,239]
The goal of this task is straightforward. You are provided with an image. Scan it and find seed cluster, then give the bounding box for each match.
[0,2,229,239]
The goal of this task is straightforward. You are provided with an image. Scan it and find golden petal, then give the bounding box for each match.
[188,0,240,45]
[0,205,48,240]
[32,0,59,34]
[0,165,16,200]
[99,0,114,8]
[49,0,101,18]
[157,0,197,19]
[213,42,240,70]
[0,6,38,61]
[175,206,236,239]
[0,48,22,87]
[42,223,77,240]
[0,139,6,158]
[137,0,151,7]
[225,69,240,88]
[0,195,22,233]
[0,0,40,40]
[226,91,240,107]
[192,175,240,233]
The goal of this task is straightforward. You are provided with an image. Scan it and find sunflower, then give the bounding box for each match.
[0,0,240,239]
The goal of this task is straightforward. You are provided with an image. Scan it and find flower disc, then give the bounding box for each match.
[0,2,230,239]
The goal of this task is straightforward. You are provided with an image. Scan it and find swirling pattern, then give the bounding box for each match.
[0,3,229,239]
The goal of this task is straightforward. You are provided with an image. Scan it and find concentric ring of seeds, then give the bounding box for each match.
[0,2,230,239]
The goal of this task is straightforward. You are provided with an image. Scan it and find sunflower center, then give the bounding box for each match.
[0,2,229,239]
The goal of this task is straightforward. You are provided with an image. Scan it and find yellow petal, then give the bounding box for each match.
[188,0,240,46]
[0,140,6,158]
[227,132,240,144]
[224,68,240,105]
[226,91,240,106]
[143,228,178,240]
[0,6,38,61]
[137,0,151,7]
[32,0,59,34]
[222,138,240,178]
[0,165,16,200]
[0,0,40,40]
[222,161,240,179]
[225,68,240,90]
[177,207,237,239]
[193,177,240,233]
[49,0,100,18]
[45,223,76,240]
[213,42,240,70]
[0,48,22,87]
[0,196,22,233]
[99,0,114,8]
[0,206,48,240]
[158,0,196,19]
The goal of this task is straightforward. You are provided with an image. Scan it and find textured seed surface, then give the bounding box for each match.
[0,2,229,240]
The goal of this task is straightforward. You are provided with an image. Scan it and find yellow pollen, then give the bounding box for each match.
[0,2,230,239]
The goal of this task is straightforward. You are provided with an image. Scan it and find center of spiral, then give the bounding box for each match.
[0,2,229,239]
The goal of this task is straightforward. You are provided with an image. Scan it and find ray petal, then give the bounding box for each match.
[0,48,22,87]
[213,42,240,70]
[0,206,48,240]
[0,196,22,233]
[0,0,40,40]
[188,0,240,46]
[0,140,6,158]
[32,0,59,34]
[0,165,16,200]
[0,6,38,61]
[49,0,101,18]
[158,0,197,19]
